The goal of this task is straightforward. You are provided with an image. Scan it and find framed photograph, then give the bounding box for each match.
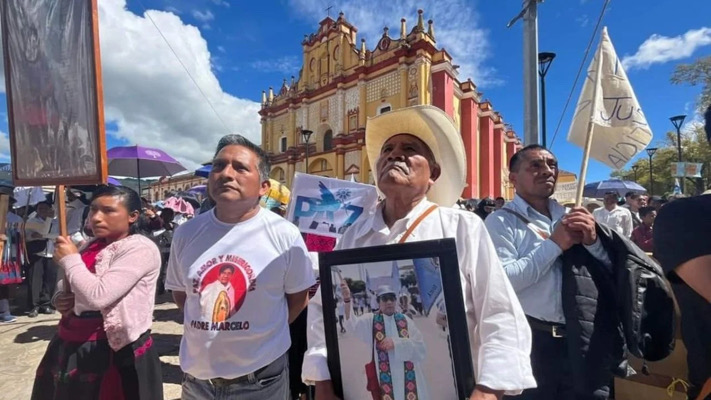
[319,238,475,400]
[1,0,107,185]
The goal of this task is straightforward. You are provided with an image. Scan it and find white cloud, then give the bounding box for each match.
[95,0,260,168]
[622,27,711,70]
[286,0,497,86]
[165,6,181,15]
[210,0,230,7]
[250,56,301,75]
[217,45,226,53]
[191,9,215,23]
[681,112,704,135]
[576,14,589,28]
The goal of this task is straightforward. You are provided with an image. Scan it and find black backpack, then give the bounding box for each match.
[604,228,676,362]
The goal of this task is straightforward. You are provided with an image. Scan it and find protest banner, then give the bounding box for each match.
[286,173,378,239]
[1,0,107,186]
[1,0,108,291]
[671,162,703,178]
[551,180,579,203]
[567,27,653,205]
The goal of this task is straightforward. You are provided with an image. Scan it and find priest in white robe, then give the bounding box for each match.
[343,284,430,400]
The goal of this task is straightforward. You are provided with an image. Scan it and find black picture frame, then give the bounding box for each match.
[319,238,475,399]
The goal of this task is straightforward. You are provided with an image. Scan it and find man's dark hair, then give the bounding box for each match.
[509,144,553,172]
[495,196,505,201]
[219,264,235,274]
[214,134,271,182]
[35,201,52,209]
[624,191,635,198]
[639,206,656,218]
[629,193,640,200]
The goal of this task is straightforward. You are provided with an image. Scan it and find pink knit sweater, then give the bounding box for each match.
[59,234,161,351]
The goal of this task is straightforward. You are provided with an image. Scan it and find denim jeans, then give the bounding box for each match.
[181,353,290,400]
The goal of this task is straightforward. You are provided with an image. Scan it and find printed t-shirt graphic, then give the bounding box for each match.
[198,260,252,323]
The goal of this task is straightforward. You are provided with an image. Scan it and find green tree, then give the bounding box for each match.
[613,124,711,195]
[671,55,711,111]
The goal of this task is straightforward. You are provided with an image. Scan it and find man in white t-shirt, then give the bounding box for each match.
[165,134,315,400]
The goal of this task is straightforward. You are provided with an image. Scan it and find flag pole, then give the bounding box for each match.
[574,43,605,207]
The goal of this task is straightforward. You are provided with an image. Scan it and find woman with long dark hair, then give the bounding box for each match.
[32,185,163,399]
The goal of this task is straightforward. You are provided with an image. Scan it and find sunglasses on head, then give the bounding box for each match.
[379,294,397,302]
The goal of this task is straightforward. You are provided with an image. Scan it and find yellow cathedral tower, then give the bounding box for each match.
[259,11,526,200]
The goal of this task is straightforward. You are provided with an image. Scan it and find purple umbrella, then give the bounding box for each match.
[107,177,121,185]
[187,184,206,195]
[107,146,187,193]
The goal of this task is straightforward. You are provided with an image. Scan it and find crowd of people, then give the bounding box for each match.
[455,178,681,260]
[0,104,709,400]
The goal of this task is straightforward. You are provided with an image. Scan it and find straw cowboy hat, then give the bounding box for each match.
[365,105,467,207]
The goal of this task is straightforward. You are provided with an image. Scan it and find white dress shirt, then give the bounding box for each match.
[25,216,59,258]
[302,199,535,395]
[66,199,87,236]
[593,205,633,238]
[485,195,612,324]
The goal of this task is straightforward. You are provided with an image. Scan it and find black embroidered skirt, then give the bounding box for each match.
[31,313,163,400]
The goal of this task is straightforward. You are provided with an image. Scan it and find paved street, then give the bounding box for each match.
[0,292,184,399]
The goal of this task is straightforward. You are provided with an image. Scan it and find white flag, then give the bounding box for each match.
[567,27,653,170]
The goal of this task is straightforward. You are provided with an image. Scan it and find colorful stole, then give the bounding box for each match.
[373,312,418,400]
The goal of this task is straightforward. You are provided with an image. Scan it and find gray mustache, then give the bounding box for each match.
[387,161,410,174]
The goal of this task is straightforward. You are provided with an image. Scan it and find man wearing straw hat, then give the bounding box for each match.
[303,105,535,399]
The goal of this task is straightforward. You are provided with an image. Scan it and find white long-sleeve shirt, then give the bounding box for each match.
[485,195,612,323]
[593,205,633,238]
[302,199,536,395]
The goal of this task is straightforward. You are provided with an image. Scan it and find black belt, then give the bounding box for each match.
[527,316,566,338]
[208,375,253,387]
[203,353,286,387]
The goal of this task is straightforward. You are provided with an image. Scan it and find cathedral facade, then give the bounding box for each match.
[259,10,523,200]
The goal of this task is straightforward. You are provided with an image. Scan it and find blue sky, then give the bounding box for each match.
[1,0,709,183]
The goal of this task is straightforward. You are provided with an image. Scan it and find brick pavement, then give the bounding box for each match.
[0,293,184,399]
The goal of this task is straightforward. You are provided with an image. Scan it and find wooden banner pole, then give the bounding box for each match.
[574,49,605,207]
[55,185,71,293]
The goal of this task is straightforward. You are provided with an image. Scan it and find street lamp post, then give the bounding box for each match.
[301,129,313,174]
[670,114,686,193]
[538,52,556,148]
[646,147,658,196]
[631,165,640,182]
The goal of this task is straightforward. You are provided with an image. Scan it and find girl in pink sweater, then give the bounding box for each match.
[32,185,163,400]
